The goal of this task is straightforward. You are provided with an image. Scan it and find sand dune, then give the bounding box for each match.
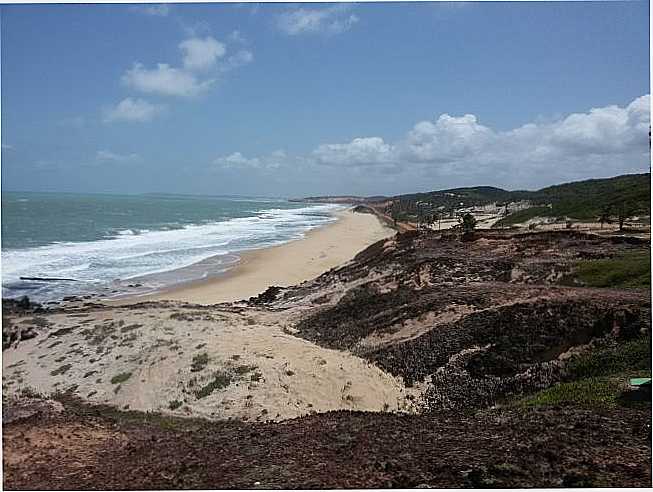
[2,303,415,422]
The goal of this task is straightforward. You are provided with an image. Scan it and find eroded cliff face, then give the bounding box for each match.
[257,229,651,410]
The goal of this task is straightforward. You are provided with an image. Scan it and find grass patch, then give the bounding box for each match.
[517,374,653,409]
[190,352,209,372]
[516,337,651,409]
[168,399,183,410]
[195,371,231,399]
[82,322,118,346]
[120,323,142,333]
[572,251,650,289]
[110,372,132,384]
[566,336,651,379]
[50,364,72,376]
[495,207,552,227]
[234,364,257,376]
[519,377,624,408]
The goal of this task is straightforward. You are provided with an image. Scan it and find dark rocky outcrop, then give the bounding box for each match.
[284,229,651,410]
[2,297,48,350]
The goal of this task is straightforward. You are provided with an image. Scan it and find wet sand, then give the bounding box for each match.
[138,209,394,305]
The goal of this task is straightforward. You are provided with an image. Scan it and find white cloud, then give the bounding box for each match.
[96,150,141,163]
[213,152,261,169]
[401,114,494,163]
[116,30,252,111]
[313,137,395,166]
[122,63,214,97]
[546,96,650,155]
[277,6,359,36]
[179,36,226,71]
[130,5,170,17]
[103,98,166,123]
[395,94,651,185]
[219,95,650,188]
[222,50,254,71]
[264,150,288,170]
[213,150,290,171]
[229,30,247,44]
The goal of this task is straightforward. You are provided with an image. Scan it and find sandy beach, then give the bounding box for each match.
[141,208,394,305]
[1,211,413,424]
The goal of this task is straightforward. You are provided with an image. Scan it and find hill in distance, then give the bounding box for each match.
[299,173,651,224]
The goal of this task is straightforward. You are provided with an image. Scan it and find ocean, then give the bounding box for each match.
[1,192,340,302]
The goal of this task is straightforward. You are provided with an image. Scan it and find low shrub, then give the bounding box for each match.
[111,372,132,384]
[195,371,231,399]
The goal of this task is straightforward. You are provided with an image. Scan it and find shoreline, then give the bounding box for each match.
[119,208,394,305]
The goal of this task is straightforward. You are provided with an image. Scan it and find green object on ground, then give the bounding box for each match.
[573,252,650,289]
[629,378,652,386]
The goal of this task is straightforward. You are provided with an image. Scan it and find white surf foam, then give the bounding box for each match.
[1,204,341,300]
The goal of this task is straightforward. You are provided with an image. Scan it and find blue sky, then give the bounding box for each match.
[1,1,650,197]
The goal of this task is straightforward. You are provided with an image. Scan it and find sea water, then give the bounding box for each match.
[1,192,340,302]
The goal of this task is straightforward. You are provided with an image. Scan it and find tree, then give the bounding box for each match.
[416,206,424,231]
[599,205,612,229]
[460,213,477,234]
[391,207,399,227]
[617,202,637,231]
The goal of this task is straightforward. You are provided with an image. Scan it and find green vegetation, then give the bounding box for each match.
[168,399,183,410]
[530,173,650,218]
[502,174,650,224]
[234,364,257,376]
[392,173,650,226]
[398,185,522,210]
[195,371,232,399]
[517,337,651,408]
[519,377,627,407]
[494,207,551,227]
[190,352,209,372]
[460,213,477,234]
[20,386,45,398]
[566,337,651,379]
[120,323,142,333]
[110,372,132,384]
[572,251,650,289]
[50,364,72,376]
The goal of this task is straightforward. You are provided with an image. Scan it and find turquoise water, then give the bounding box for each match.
[1,192,339,301]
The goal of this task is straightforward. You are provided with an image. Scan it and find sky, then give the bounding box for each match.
[0,1,650,198]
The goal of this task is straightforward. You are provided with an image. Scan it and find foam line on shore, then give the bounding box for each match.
[133,209,395,305]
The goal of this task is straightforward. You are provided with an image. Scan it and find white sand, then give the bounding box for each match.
[2,209,418,422]
[2,305,417,422]
[141,209,394,305]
